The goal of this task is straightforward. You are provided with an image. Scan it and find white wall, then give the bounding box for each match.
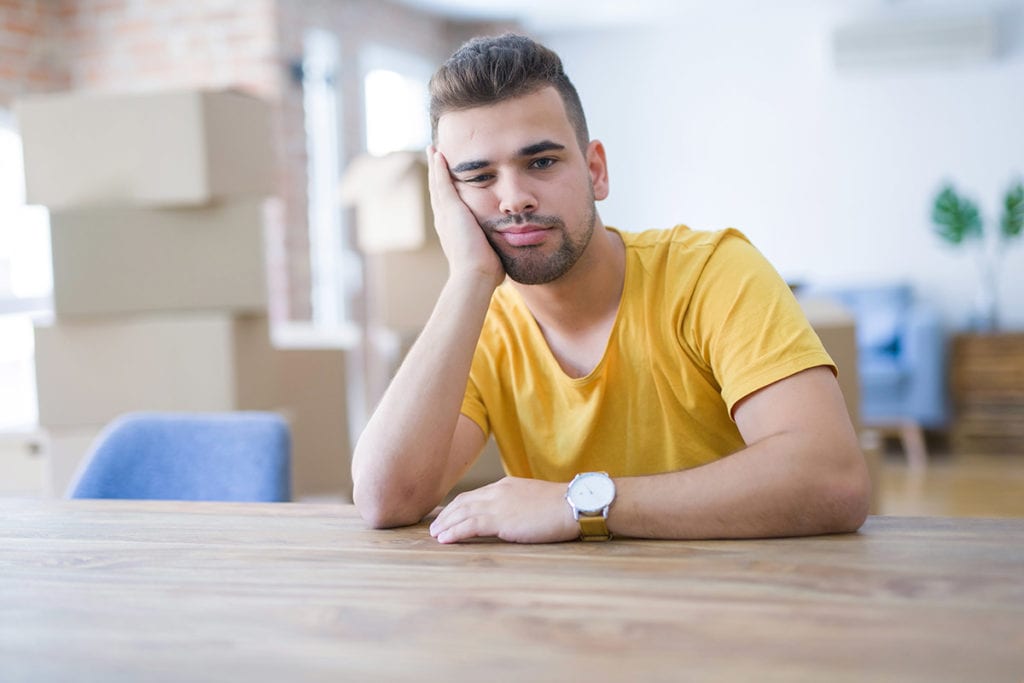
[541,0,1024,330]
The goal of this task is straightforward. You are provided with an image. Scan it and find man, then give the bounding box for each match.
[351,33,870,544]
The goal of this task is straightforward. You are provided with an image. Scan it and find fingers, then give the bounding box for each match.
[429,490,494,543]
[425,145,439,198]
[427,478,577,545]
[425,145,466,246]
[426,145,458,210]
[434,516,489,544]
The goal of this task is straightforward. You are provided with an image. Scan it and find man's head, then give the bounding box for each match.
[429,33,590,153]
[430,35,608,286]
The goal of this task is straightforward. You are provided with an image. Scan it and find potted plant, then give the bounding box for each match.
[931,179,1023,331]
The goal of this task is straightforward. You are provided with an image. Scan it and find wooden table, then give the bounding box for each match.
[2,500,1022,682]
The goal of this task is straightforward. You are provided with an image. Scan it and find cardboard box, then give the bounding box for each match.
[49,199,271,317]
[15,89,275,208]
[271,346,351,500]
[340,151,447,335]
[34,314,352,499]
[339,151,435,253]
[363,245,448,334]
[34,314,277,429]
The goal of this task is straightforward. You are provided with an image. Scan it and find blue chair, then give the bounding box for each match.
[69,412,292,502]
[805,284,948,465]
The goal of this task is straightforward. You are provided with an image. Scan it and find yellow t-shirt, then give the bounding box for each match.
[460,225,835,482]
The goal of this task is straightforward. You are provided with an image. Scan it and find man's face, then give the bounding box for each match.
[435,87,607,285]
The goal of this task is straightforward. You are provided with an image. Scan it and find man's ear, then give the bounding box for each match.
[586,140,609,201]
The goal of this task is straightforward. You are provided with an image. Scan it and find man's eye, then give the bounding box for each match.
[460,174,493,184]
[531,158,556,170]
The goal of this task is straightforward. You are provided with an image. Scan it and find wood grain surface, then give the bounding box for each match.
[951,332,1024,455]
[2,500,1022,682]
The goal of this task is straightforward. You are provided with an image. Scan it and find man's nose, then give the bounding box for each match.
[497,174,537,215]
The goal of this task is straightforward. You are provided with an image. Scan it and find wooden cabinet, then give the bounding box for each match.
[951,333,1024,454]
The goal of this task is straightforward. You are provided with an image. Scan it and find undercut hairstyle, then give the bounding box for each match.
[429,33,590,152]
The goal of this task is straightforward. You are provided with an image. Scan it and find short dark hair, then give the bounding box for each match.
[429,33,590,151]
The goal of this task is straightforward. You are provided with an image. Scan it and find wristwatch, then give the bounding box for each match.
[566,471,616,541]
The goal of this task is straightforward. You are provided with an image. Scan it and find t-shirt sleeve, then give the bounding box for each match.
[460,353,491,438]
[682,230,836,415]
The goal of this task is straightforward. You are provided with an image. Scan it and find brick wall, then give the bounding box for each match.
[0,0,511,322]
[0,0,71,105]
[67,0,279,97]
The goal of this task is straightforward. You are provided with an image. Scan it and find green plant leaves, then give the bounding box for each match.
[933,180,1024,245]
[931,184,982,244]
[1001,180,1024,239]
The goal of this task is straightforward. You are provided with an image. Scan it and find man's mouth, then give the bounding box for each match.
[496,224,550,247]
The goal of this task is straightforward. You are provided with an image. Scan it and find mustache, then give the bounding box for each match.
[481,213,565,231]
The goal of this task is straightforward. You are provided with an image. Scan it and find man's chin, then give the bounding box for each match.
[487,230,582,285]
[501,256,572,286]
[506,271,560,286]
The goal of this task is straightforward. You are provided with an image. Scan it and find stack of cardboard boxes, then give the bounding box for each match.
[16,89,350,499]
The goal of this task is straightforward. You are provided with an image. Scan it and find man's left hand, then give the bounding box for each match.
[429,477,578,544]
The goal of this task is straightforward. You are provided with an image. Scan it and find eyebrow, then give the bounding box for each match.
[450,159,489,174]
[449,140,567,175]
[520,140,565,156]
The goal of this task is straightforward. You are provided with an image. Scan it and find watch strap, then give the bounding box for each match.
[577,513,612,541]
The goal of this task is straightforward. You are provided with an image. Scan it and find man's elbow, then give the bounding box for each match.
[826,455,872,533]
[352,481,427,529]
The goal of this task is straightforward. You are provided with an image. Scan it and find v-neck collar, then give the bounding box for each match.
[508,227,631,385]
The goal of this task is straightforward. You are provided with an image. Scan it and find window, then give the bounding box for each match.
[297,39,432,330]
[0,109,52,429]
[361,45,432,156]
[302,29,353,330]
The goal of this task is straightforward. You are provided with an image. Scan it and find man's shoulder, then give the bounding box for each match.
[615,224,752,252]
[614,225,754,270]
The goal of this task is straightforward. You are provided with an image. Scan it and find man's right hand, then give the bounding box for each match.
[426,146,505,290]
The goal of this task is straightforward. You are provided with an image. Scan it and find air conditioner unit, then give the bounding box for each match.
[833,13,996,71]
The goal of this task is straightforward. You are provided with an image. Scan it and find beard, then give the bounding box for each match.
[480,195,597,286]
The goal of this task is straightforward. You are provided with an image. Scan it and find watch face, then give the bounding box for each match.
[568,472,615,514]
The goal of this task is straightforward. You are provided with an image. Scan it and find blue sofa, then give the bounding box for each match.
[807,284,948,431]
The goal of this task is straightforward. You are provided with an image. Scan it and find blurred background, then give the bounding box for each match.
[1,0,1022,514]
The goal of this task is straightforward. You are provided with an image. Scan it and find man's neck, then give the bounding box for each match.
[511,223,626,337]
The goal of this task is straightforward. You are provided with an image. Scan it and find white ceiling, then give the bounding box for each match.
[391,0,692,30]
[392,0,1018,31]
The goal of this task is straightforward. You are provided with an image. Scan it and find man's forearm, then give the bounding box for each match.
[351,272,495,527]
[609,368,871,540]
[428,429,869,544]
[609,429,870,540]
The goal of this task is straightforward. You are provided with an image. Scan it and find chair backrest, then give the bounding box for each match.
[811,284,913,355]
[69,412,291,502]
